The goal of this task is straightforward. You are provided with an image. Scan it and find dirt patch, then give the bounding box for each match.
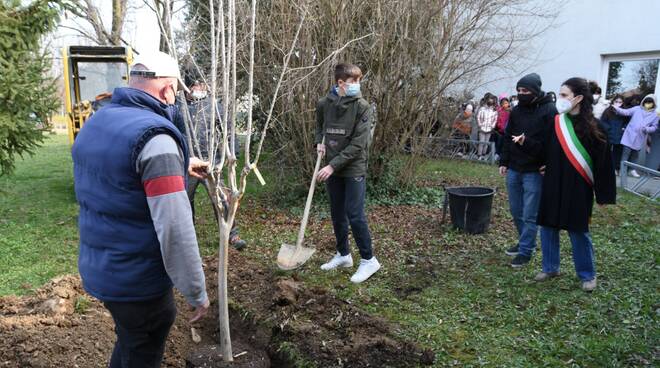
[271,282,436,367]
[388,250,455,300]
[206,253,435,367]
[0,275,114,368]
[1,250,433,367]
[186,342,270,368]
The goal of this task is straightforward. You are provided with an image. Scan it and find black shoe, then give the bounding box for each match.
[510,254,531,268]
[505,245,519,256]
[230,238,247,251]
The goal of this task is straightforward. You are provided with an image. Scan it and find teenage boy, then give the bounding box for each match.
[315,63,380,283]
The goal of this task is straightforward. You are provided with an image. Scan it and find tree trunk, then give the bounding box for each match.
[110,0,127,46]
[208,176,233,362]
[157,0,173,53]
[216,222,232,361]
[82,0,109,44]
[68,0,127,46]
[181,0,305,361]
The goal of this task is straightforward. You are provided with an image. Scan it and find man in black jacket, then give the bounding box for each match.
[499,73,557,268]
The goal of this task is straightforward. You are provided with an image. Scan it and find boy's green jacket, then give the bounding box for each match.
[315,89,373,177]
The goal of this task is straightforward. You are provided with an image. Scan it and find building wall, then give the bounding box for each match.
[478,0,660,98]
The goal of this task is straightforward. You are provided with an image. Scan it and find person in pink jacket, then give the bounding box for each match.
[496,96,511,133]
[614,94,659,177]
[495,96,511,157]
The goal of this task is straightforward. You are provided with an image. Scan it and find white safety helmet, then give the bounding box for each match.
[130,51,189,93]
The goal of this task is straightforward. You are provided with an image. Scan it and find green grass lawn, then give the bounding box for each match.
[1,135,658,367]
[0,134,79,294]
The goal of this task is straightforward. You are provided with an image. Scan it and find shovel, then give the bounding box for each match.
[277,141,325,270]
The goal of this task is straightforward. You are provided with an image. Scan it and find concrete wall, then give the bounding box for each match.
[478,0,660,98]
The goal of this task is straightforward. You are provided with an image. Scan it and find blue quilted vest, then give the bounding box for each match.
[72,87,189,302]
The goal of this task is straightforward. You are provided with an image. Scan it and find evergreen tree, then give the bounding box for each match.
[0,0,62,175]
[606,61,623,97]
[637,59,658,97]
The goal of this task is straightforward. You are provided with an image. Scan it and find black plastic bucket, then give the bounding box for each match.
[445,186,495,234]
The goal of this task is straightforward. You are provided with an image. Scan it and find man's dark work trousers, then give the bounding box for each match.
[104,289,177,368]
[326,175,373,260]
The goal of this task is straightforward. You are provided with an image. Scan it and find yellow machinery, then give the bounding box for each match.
[62,46,133,143]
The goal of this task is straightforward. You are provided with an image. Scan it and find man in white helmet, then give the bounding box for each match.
[72,51,209,367]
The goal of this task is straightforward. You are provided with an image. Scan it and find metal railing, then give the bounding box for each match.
[408,137,498,164]
[620,161,660,200]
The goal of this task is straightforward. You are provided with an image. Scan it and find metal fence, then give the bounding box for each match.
[620,161,660,200]
[409,137,498,164]
[409,139,659,200]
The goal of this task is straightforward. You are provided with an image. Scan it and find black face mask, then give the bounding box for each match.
[517,94,535,106]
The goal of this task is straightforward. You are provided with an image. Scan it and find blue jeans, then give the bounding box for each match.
[540,226,596,281]
[326,175,373,260]
[506,169,542,257]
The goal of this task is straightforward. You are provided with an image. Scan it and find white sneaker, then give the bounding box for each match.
[350,257,381,283]
[629,169,641,178]
[581,278,597,292]
[320,253,353,270]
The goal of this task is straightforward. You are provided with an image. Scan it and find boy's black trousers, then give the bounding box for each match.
[326,175,374,260]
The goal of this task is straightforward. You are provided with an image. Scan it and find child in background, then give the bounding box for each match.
[614,94,659,177]
[599,94,626,174]
[495,96,511,158]
[477,94,498,158]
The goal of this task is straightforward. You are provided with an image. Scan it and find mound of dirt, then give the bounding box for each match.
[203,253,435,367]
[1,249,434,367]
[0,275,115,368]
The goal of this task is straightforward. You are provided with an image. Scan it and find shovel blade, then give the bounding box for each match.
[277,243,316,271]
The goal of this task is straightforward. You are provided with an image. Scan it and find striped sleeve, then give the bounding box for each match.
[136,134,208,307]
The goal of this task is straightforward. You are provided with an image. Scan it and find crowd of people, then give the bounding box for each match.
[491,73,658,293]
[452,81,660,175]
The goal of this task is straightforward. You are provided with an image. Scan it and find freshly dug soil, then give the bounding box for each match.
[1,249,434,368]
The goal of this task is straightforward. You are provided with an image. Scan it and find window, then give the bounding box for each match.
[76,62,128,102]
[604,58,659,98]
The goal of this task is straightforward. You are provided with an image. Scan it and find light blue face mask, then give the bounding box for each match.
[345,83,361,97]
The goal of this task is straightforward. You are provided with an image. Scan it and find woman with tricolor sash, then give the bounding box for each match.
[512,77,616,292]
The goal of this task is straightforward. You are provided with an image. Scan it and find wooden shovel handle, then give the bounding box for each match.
[295,137,325,247]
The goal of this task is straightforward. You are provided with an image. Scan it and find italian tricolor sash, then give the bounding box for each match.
[555,113,594,186]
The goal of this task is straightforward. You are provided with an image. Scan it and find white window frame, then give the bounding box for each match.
[600,51,660,99]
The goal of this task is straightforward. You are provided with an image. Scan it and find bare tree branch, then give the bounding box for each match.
[64,0,130,47]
